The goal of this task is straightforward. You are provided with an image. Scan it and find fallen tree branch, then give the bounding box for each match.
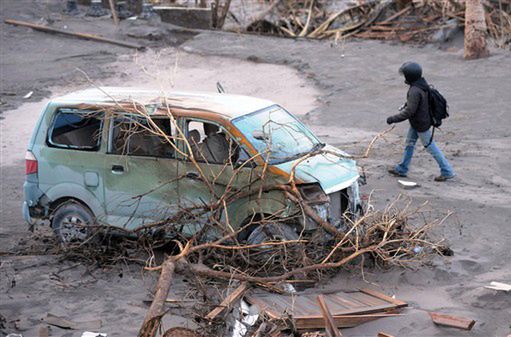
[4,19,145,50]
[139,258,176,337]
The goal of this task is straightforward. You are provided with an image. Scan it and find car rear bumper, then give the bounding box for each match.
[23,180,46,224]
[22,201,34,224]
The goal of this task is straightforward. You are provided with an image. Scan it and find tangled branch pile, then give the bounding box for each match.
[245,0,511,48]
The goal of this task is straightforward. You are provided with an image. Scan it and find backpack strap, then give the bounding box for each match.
[425,127,435,148]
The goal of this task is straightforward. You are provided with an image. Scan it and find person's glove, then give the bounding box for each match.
[386,116,395,125]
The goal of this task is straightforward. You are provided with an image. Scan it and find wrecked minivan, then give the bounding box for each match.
[23,88,362,244]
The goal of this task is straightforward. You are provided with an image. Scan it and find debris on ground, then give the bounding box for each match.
[397,179,419,189]
[44,313,102,331]
[4,19,145,50]
[81,332,107,337]
[241,0,511,48]
[205,282,250,321]
[429,312,476,330]
[244,288,407,331]
[377,332,395,337]
[484,281,511,292]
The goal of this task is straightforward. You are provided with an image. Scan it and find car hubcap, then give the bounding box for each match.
[60,215,88,243]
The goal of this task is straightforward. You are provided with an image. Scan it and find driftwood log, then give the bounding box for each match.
[139,259,176,337]
[464,0,490,59]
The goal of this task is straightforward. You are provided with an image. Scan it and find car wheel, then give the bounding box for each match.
[51,201,94,244]
[246,223,299,245]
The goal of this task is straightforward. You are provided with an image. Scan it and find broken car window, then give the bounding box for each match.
[111,117,175,158]
[49,110,102,150]
[232,105,322,164]
[185,120,240,165]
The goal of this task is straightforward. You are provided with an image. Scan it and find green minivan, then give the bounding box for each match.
[23,88,362,243]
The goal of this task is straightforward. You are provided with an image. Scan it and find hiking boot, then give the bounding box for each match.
[388,167,407,177]
[434,174,455,182]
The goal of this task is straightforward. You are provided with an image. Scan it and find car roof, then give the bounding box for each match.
[52,87,275,119]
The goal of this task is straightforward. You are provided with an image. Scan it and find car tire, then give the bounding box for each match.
[246,223,299,245]
[51,201,95,244]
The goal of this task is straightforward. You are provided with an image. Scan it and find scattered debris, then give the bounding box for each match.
[4,19,145,50]
[81,333,107,337]
[243,0,511,49]
[317,294,344,337]
[162,327,202,337]
[23,91,33,99]
[429,312,476,331]
[205,282,250,321]
[232,299,259,337]
[154,6,212,29]
[397,180,419,189]
[245,288,407,330]
[484,281,511,292]
[44,313,102,331]
[377,332,395,337]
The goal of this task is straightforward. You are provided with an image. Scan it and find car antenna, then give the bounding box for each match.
[216,81,226,94]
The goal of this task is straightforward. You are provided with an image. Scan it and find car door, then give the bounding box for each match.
[38,107,107,219]
[176,118,255,236]
[103,114,181,230]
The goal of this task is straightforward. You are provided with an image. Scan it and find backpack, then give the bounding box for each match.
[428,86,449,127]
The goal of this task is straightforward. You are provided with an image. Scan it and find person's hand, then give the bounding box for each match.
[386,116,394,125]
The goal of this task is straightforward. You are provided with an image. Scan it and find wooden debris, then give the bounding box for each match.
[205,282,250,321]
[242,0,511,49]
[4,19,144,50]
[245,288,407,330]
[484,281,511,292]
[139,259,176,337]
[108,0,119,26]
[163,327,203,337]
[464,0,490,59]
[377,332,395,337]
[317,295,344,337]
[429,312,476,330]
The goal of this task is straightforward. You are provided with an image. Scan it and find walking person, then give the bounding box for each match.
[387,62,455,181]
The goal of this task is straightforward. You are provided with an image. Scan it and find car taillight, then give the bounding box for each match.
[25,151,38,175]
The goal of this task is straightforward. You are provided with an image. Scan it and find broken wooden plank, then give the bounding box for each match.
[294,312,401,330]
[359,288,408,308]
[484,281,511,292]
[246,288,406,330]
[205,282,249,320]
[429,312,476,330]
[317,295,343,337]
[4,19,144,50]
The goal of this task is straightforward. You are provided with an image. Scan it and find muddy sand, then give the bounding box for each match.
[1,1,511,336]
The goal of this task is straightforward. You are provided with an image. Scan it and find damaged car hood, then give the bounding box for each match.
[275,145,359,194]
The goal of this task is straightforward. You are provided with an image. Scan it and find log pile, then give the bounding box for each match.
[245,0,511,48]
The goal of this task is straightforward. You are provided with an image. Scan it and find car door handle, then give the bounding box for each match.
[185,172,200,180]
[111,165,124,174]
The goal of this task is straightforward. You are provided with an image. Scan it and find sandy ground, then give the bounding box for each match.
[2,1,511,336]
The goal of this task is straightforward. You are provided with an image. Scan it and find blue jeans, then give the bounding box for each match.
[395,127,454,177]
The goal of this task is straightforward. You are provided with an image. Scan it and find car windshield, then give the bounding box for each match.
[232,105,323,164]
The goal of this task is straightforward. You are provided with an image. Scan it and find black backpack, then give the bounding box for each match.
[428,86,449,127]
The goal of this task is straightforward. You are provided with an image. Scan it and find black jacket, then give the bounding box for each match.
[388,79,432,132]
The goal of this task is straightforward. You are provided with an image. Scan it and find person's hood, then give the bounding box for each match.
[275,145,359,194]
[410,77,430,91]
